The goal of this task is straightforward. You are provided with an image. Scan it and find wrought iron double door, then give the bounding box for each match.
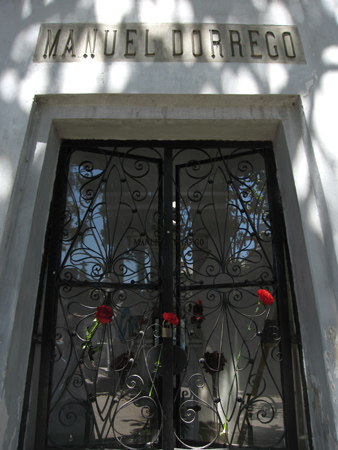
[39,142,298,449]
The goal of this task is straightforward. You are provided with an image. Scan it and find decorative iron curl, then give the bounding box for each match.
[237,159,253,178]
[206,289,218,304]
[122,156,151,179]
[89,288,104,303]
[238,188,253,203]
[271,346,282,362]
[125,374,144,391]
[71,372,84,389]
[78,160,96,179]
[227,289,244,304]
[59,406,78,427]
[205,261,220,276]
[115,289,127,303]
[112,383,160,450]
[57,400,92,431]
[132,189,147,202]
[247,372,267,399]
[251,398,276,425]
[91,263,104,278]
[258,267,274,281]
[180,402,198,424]
[135,396,158,420]
[58,281,72,294]
[226,260,243,277]
[79,185,95,202]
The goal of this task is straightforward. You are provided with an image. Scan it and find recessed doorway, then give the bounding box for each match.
[34,141,307,450]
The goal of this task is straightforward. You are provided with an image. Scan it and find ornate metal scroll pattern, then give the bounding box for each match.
[60,147,162,285]
[175,286,284,448]
[175,147,274,289]
[47,147,164,448]
[174,147,284,448]
[46,145,288,449]
[48,284,162,449]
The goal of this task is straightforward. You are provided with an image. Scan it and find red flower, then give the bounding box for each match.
[189,300,205,327]
[96,305,114,323]
[202,351,227,374]
[163,312,179,326]
[257,289,274,306]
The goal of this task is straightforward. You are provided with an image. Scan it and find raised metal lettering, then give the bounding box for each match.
[192,29,203,57]
[282,31,296,58]
[104,30,117,56]
[172,30,183,56]
[83,29,97,58]
[209,30,223,58]
[34,23,306,64]
[62,29,76,58]
[145,29,155,56]
[248,30,262,58]
[43,29,61,58]
[229,30,243,57]
[125,29,137,57]
[265,31,278,59]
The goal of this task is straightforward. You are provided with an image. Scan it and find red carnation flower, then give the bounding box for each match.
[202,351,227,374]
[189,300,205,328]
[96,305,114,324]
[257,289,274,306]
[163,312,179,326]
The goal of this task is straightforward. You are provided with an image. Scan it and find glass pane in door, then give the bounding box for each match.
[173,147,285,448]
[47,147,163,448]
[39,143,301,450]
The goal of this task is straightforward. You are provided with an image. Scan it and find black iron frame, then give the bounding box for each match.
[27,140,309,450]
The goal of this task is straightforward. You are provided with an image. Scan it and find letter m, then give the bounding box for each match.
[43,29,61,58]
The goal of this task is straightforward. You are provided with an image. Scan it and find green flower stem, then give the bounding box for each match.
[82,319,99,348]
[221,301,260,435]
[149,344,163,396]
[50,319,101,413]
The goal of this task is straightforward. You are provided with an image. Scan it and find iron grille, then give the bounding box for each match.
[34,142,305,450]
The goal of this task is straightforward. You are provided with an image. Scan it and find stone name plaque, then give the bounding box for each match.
[34,23,306,64]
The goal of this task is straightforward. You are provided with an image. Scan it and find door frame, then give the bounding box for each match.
[12,95,320,450]
[32,140,303,450]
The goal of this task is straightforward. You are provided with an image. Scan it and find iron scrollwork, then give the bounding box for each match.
[44,145,290,449]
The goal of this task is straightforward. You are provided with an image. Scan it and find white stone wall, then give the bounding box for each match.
[0,1,337,449]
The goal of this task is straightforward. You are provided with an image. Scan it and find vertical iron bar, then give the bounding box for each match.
[265,145,299,449]
[157,149,164,450]
[284,243,314,450]
[34,145,70,449]
[175,160,181,327]
[162,148,174,450]
[175,157,182,439]
[18,221,50,450]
